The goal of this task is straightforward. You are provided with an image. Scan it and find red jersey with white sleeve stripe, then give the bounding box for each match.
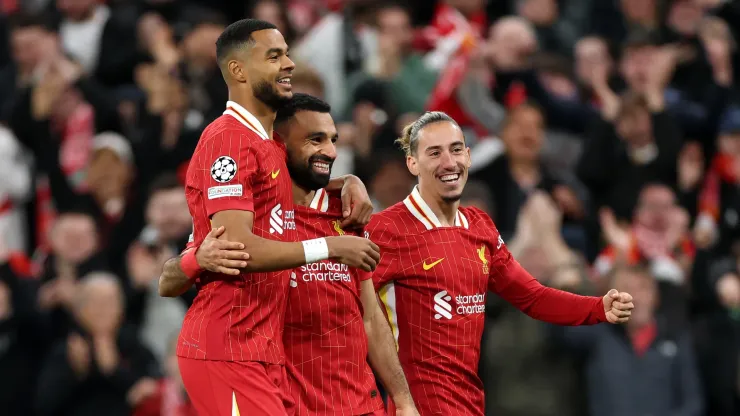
[284,188,384,415]
[178,101,295,363]
[367,186,606,415]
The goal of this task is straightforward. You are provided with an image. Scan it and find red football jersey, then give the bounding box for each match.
[284,189,384,415]
[178,101,295,363]
[367,186,605,415]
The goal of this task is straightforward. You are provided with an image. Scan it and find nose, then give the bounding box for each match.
[320,142,338,162]
[282,55,295,72]
[439,150,456,170]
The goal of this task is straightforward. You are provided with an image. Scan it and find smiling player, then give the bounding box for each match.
[177,20,379,416]
[365,111,635,415]
[275,94,418,416]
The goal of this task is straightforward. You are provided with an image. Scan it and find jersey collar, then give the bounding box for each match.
[403,186,469,230]
[309,188,329,212]
[223,101,270,141]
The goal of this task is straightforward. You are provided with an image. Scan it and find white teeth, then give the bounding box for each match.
[313,162,329,171]
[278,78,291,85]
[440,174,459,182]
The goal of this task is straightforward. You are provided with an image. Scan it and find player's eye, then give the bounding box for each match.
[269,55,279,60]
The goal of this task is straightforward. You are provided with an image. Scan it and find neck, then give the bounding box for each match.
[292,182,315,207]
[228,90,276,138]
[418,186,459,226]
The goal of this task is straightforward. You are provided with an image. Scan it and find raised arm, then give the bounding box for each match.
[360,279,417,414]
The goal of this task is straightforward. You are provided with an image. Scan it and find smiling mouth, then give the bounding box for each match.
[438,173,460,185]
[277,76,292,87]
[312,160,331,174]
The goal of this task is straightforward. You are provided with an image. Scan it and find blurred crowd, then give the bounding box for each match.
[0,0,738,415]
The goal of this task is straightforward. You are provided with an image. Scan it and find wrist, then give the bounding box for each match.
[302,238,330,264]
[180,249,202,280]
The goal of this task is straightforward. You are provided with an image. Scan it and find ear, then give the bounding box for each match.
[228,59,247,83]
[406,155,419,177]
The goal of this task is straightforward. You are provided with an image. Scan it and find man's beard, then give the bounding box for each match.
[288,153,334,191]
[442,193,463,203]
[253,80,290,111]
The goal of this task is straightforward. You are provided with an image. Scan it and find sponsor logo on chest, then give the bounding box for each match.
[433,290,486,320]
[291,261,352,287]
[269,204,295,234]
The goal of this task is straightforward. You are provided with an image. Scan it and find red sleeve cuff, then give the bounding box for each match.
[593,297,607,323]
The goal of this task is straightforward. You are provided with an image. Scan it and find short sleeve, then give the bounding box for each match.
[199,130,260,216]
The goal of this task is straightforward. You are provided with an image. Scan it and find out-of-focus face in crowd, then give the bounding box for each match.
[50,213,99,264]
[10,23,48,73]
[146,186,191,243]
[370,157,415,211]
[74,274,124,336]
[252,0,289,37]
[614,267,657,327]
[615,93,653,147]
[501,104,544,163]
[377,5,414,53]
[634,184,677,233]
[517,0,558,27]
[574,36,612,87]
[620,0,656,23]
[620,44,655,93]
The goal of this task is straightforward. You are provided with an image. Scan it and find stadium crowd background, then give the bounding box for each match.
[0,0,738,415]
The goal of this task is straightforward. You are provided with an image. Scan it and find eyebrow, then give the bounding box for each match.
[265,47,288,57]
[424,141,465,151]
[306,132,338,139]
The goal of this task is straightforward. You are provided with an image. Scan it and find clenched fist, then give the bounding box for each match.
[602,289,634,324]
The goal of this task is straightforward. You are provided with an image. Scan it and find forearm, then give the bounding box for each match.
[216,227,317,273]
[158,256,194,297]
[366,310,414,408]
[493,260,606,325]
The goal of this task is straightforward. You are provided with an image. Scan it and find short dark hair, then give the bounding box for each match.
[275,93,331,125]
[215,19,277,65]
[148,173,183,199]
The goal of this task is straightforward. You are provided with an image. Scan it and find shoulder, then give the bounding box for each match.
[200,116,267,147]
[459,206,497,231]
[366,203,415,242]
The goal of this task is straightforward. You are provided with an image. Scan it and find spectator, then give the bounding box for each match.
[472,102,588,242]
[552,264,705,416]
[35,272,159,416]
[56,0,139,88]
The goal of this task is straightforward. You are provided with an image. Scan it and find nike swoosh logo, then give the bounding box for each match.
[422,258,444,270]
[271,169,280,179]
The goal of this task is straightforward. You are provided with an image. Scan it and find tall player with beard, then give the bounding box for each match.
[275,94,418,416]
[161,94,418,415]
[366,112,636,415]
[178,20,380,416]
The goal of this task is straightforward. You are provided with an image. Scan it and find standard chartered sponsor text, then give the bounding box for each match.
[300,262,351,282]
[455,293,486,315]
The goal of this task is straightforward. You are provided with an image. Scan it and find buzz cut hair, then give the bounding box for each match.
[275,93,332,125]
[215,19,278,66]
[396,111,461,157]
